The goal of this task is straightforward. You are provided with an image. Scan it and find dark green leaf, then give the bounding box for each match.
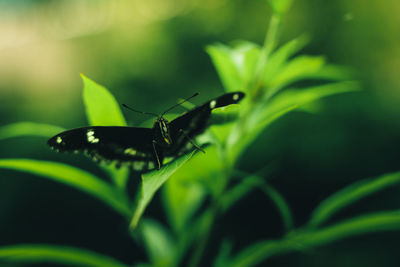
[0,244,128,267]
[308,171,400,228]
[0,159,131,217]
[229,211,400,267]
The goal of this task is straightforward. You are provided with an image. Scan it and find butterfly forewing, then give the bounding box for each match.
[48,91,245,172]
[167,92,245,155]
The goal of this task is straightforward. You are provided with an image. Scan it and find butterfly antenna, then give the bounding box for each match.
[161,92,199,116]
[121,104,159,118]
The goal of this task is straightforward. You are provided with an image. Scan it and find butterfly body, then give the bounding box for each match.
[48,91,245,171]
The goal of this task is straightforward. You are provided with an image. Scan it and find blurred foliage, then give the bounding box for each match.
[1,0,400,267]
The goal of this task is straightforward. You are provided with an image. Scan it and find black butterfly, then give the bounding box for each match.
[48,91,245,172]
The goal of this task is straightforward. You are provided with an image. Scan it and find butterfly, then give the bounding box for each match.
[48,91,245,172]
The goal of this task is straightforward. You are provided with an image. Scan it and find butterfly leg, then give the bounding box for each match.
[178,129,205,153]
[152,140,162,169]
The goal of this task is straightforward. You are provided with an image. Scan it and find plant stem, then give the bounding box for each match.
[251,13,281,99]
[187,204,219,267]
[188,166,232,267]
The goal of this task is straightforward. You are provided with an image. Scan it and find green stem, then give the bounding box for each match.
[251,13,281,99]
[188,166,232,267]
[187,205,219,267]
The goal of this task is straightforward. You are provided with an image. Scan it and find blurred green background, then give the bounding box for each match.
[1,0,400,266]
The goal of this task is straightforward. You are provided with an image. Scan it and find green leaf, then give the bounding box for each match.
[163,171,206,233]
[162,146,224,233]
[206,42,260,92]
[228,81,359,164]
[0,122,65,141]
[0,244,128,267]
[0,159,131,217]
[81,74,129,188]
[264,35,310,82]
[229,210,400,267]
[81,74,127,126]
[308,171,400,228]
[226,104,298,165]
[129,151,198,229]
[264,82,360,121]
[298,211,400,247]
[214,240,233,267]
[221,176,293,232]
[266,55,326,97]
[139,219,175,266]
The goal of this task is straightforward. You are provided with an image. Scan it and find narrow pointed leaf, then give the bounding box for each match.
[222,176,293,232]
[81,74,127,127]
[81,74,129,187]
[130,151,198,229]
[308,171,400,228]
[230,211,400,267]
[264,35,310,82]
[0,122,65,141]
[0,159,131,217]
[139,219,175,266]
[0,244,128,267]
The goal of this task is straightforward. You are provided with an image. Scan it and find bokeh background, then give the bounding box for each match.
[1,0,400,266]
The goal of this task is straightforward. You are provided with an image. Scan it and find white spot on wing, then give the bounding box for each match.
[233,93,239,101]
[209,100,217,109]
[124,148,136,156]
[86,130,99,143]
[56,136,62,144]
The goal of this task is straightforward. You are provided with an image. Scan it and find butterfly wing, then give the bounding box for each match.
[167,91,245,155]
[48,126,159,170]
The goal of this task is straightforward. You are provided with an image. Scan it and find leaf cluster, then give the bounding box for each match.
[1,1,398,267]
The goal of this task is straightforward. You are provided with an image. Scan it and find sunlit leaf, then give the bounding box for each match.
[303,64,355,81]
[206,42,260,92]
[263,81,360,121]
[130,151,198,229]
[81,74,127,127]
[81,74,129,188]
[0,244,128,267]
[163,171,206,233]
[0,159,131,217]
[0,122,65,141]
[308,171,400,228]
[264,34,310,82]
[266,55,326,97]
[139,219,175,266]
